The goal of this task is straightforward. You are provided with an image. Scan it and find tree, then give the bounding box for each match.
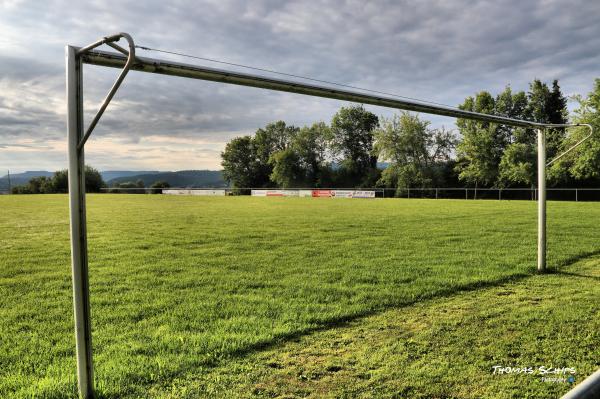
[19,176,53,194]
[9,165,105,193]
[331,105,379,185]
[221,136,261,188]
[549,79,600,182]
[84,166,106,193]
[150,180,170,194]
[374,112,456,191]
[292,122,333,187]
[496,87,535,187]
[455,92,503,187]
[52,170,68,193]
[456,81,568,188]
[527,79,567,159]
[269,148,303,188]
[254,121,299,185]
[222,121,301,188]
[498,143,535,186]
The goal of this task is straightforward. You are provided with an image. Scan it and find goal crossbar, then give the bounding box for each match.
[82,47,573,130]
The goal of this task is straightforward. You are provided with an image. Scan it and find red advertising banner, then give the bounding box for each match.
[312,190,333,197]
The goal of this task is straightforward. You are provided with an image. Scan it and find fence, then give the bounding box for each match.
[381,187,600,201]
[101,187,600,201]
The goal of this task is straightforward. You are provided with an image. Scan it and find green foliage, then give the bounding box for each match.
[455,92,504,187]
[498,143,535,186]
[52,170,68,193]
[456,81,569,188]
[150,180,170,188]
[222,111,381,189]
[10,166,105,194]
[528,79,568,159]
[374,112,456,192]
[269,148,303,188]
[550,79,600,181]
[269,122,334,188]
[222,122,299,188]
[220,79,591,190]
[1,195,598,397]
[292,122,333,187]
[149,180,170,194]
[84,166,106,193]
[254,121,299,185]
[221,136,261,188]
[331,105,379,183]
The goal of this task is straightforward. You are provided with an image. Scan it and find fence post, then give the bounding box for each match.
[499,189,502,201]
[576,188,578,202]
[465,188,468,200]
[407,188,410,199]
[435,188,438,199]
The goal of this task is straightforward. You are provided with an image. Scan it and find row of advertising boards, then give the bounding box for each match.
[251,189,376,198]
[162,189,376,198]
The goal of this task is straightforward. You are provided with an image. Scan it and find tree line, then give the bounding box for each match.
[11,169,172,194]
[10,166,106,194]
[222,79,600,191]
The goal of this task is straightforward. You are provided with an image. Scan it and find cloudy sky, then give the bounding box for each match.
[1,0,599,173]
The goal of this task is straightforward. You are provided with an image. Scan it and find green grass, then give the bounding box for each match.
[0,195,598,398]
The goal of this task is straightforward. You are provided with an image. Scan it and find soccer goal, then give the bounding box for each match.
[66,33,593,398]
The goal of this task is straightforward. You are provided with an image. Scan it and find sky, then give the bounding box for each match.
[1,0,599,173]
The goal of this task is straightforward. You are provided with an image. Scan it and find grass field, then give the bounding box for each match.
[0,195,598,398]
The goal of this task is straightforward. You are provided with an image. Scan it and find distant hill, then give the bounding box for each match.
[108,170,226,188]
[100,171,160,181]
[0,171,54,191]
[0,170,227,192]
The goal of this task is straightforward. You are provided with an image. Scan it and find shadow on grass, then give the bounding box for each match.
[225,271,534,361]
[224,249,598,362]
[96,252,599,398]
[554,249,600,268]
[554,270,600,281]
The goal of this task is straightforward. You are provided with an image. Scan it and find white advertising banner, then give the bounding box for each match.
[352,190,376,198]
[163,189,226,196]
[280,190,299,197]
[332,190,354,198]
[332,190,376,198]
[251,190,299,197]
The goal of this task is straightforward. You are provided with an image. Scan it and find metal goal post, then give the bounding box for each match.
[66,33,593,398]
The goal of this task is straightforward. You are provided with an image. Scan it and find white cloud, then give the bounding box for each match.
[0,0,599,172]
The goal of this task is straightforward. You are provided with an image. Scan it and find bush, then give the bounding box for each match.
[150,181,170,194]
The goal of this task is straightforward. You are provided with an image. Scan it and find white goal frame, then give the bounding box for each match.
[66,33,593,398]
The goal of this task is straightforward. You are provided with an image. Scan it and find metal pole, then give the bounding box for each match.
[7,170,11,193]
[576,188,578,202]
[499,189,501,201]
[435,188,438,199]
[537,129,546,272]
[66,45,94,398]
[561,368,600,399]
